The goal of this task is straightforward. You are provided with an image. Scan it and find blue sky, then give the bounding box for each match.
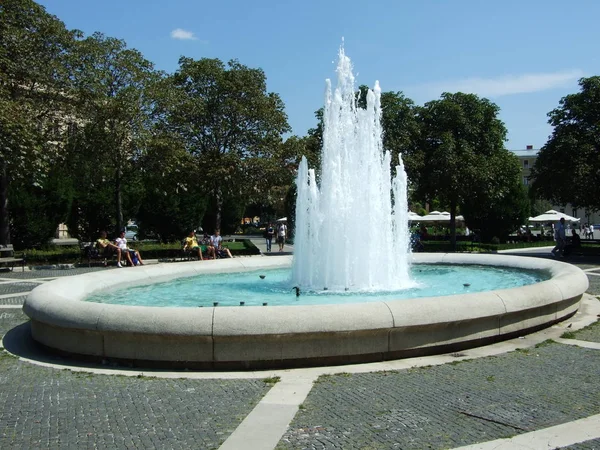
[39,0,600,149]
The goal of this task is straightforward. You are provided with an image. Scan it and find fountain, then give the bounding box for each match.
[293,46,411,292]
[21,48,589,370]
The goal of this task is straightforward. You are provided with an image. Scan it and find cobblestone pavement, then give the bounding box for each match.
[567,305,600,343]
[0,357,270,449]
[0,266,109,280]
[562,438,600,449]
[0,310,270,449]
[278,343,600,449]
[0,257,598,449]
[584,273,600,296]
[0,310,26,336]
[0,295,27,306]
[0,282,42,296]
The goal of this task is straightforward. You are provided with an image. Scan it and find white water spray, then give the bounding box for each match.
[292,46,412,292]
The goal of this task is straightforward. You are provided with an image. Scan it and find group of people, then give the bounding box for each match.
[263,222,287,252]
[183,229,232,260]
[96,228,234,268]
[96,230,144,268]
[582,223,595,239]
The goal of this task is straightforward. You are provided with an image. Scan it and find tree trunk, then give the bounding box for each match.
[115,167,123,235]
[450,199,457,252]
[215,186,223,231]
[0,162,10,246]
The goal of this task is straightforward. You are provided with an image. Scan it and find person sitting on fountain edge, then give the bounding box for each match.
[183,230,204,260]
[207,229,232,259]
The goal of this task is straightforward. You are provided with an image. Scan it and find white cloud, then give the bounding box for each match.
[416,69,584,98]
[170,28,198,40]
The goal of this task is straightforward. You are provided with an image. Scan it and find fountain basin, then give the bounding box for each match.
[23,254,588,369]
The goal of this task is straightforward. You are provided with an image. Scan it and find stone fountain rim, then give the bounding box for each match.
[22,253,588,368]
[23,254,587,332]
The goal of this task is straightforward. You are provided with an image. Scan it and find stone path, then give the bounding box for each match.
[0,253,599,449]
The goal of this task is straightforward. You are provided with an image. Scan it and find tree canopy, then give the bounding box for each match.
[155,57,291,231]
[65,33,159,237]
[415,92,521,245]
[530,76,600,211]
[0,0,78,244]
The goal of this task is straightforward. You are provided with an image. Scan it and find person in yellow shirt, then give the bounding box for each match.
[183,231,204,260]
[96,230,123,267]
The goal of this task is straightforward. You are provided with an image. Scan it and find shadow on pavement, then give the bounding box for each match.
[3,322,164,373]
[502,251,600,266]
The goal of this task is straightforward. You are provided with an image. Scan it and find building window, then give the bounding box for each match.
[523,176,529,186]
[572,209,577,218]
[523,160,529,169]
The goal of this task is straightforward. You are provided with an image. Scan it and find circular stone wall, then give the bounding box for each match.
[22,253,588,370]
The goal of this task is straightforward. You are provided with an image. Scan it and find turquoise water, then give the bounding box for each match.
[85,265,548,308]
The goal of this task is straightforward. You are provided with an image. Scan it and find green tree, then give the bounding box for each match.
[0,0,78,245]
[156,57,290,231]
[317,86,420,193]
[416,92,513,248]
[9,168,74,248]
[461,157,530,242]
[67,32,159,236]
[380,91,421,186]
[530,76,600,211]
[136,133,208,242]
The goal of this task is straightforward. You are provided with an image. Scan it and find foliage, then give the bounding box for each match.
[66,32,159,235]
[0,0,79,245]
[530,198,554,217]
[530,76,600,211]
[461,156,530,242]
[135,134,208,242]
[415,92,511,248]
[155,57,291,231]
[304,109,324,175]
[379,91,420,185]
[8,171,73,248]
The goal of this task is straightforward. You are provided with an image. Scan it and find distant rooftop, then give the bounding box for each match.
[510,145,539,157]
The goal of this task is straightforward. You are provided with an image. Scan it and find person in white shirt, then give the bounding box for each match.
[115,231,145,266]
[277,222,287,252]
[207,229,232,259]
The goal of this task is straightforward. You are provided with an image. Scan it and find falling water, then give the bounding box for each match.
[292,46,412,292]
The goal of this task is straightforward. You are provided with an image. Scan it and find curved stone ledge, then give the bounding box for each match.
[23,253,589,369]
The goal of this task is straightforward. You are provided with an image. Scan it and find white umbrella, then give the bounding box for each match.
[418,211,449,222]
[419,211,464,222]
[408,211,423,221]
[528,210,580,223]
[276,217,287,222]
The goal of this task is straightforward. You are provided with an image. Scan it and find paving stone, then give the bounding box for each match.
[568,315,600,344]
[562,438,600,449]
[1,256,599,449]
[0,356,270,449]
[279,343,600,449]
[0,310,28,338]
[0,296,27,306]
[0,283,40,296]
[0,267,109,280]
[584,273,600,296]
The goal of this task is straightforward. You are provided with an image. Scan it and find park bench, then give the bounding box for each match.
[80,241,117,267]
[0,244,26,272]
